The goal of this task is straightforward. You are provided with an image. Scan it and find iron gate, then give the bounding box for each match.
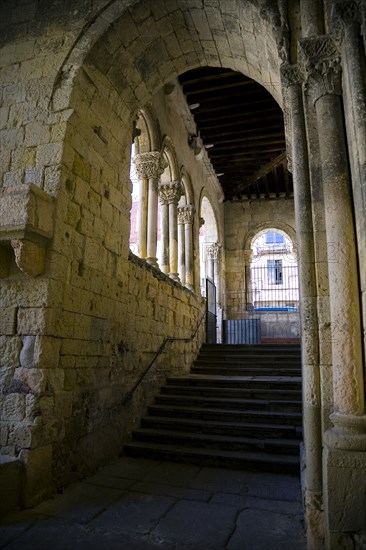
[206,277,217,343]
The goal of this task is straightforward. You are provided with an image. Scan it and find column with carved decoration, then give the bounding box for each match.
[300,35,366,547]
[178,205,195,292]
[332,0,366,358]
[159,181,183,282]
[281,62,322,544]
[206,243,220,288]
[177,207,186,286]
[158,190,169,275]
[134,152,166,268]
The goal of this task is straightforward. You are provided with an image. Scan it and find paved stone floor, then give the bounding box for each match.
[0,456,306,549]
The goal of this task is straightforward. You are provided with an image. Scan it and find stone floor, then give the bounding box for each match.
[0,456,306,549]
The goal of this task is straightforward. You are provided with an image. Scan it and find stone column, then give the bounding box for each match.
[134,152,166,267]
[158,193,169,275]
[133,154,148,258]
[206,243,220,286]
[281,63,322,545]
[183,205,195,292]
[300,35,366,547]
[159,181,183,282]
[332,0,366,357]
[177,207,186,286]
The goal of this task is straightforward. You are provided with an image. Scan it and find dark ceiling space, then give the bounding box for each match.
[178,67,293,201]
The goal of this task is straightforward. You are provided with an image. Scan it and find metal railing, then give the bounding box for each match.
[122,310,206,406]
[247,265,299,309]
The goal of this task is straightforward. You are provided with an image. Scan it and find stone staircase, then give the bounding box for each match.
[124,343,303,474]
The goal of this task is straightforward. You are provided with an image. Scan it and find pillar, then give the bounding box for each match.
[184,210,195,292]
[177,208,186,285]
[158,181,183,282]
[332,0,366,358]
[134,152,166,267]
[206,243,220,286]
[281,63,323,548]
[300,35,366,548]
[159,194,169,275]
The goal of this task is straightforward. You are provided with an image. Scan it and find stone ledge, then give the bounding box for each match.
[0,184,55,277]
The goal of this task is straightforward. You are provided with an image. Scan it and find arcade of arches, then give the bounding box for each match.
[0,1,365,548]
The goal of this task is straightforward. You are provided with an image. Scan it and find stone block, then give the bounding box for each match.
[0,455,22,515]
[33,336,61,368]
[17,307,55,335]
[36,142,63,166]
[0,306,17,335]
[19,444,53,507]
[2,394,25,422]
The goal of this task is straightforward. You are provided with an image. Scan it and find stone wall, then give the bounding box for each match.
[224,198,296,319]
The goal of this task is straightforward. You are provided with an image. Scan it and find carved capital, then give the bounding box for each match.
[133,152,167,180]
[178,205,195,225]
[158,180,183,205]
[331,0,362,42]
[206,242,221,260]
[280,63,303,88]
[298,36,342,105]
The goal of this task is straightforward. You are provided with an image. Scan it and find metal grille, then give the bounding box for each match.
[247,265,299,310]
[206,278,217,343]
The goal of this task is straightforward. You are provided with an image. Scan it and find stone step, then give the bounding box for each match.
[161,384,302,401]
[154,394,302,412]
[201,344,301,354]
[131,428,301,455]
[147,404,303,425]
[124,442,300,474]
[125,343,302,474]
[141,416,303,439]
[191,366,301,376]
[196,354,301,363]
[166,375,302,391]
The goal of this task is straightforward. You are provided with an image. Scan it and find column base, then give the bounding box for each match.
[168,272,180,283]
[145,257,159,269]
[323,413,366,549]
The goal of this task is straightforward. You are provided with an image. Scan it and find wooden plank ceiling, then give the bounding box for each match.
[178,67,293,201]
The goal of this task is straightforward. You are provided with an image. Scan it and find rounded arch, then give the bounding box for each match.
[51,0,287,118]
[180,167,194,206]
[136,104,161,152]
[244,221,297,257]
[161,136,179,182]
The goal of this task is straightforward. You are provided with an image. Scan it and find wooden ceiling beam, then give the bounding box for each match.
[230,152,287,195]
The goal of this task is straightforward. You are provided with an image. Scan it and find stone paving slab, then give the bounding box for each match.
[0,456,306,549]
[31,483,123,523]
[227,508,306,550]
[187,465,252,494]
[141,461,201,487]
[152,500,239,549]
[89,492,175,536]
[2,518,175,550]
[131,481,212,501]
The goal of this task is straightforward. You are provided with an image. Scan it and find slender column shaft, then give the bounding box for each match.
[299,35,364,417]
[334,3,366,357]
[184,221,194,291]
[138,176,148,258]
[315,93,364,416]
[178,219,185,286]
[160,201,169,274]
[282,65,322,504]
[169,201,179,280]
[146,176,159,267]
